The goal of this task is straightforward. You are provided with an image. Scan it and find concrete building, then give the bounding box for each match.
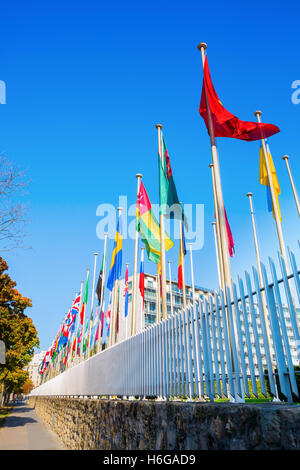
[25,350,47,387]
[113,272,212,343]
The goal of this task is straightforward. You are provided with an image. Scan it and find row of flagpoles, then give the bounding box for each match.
[38,42,300,382]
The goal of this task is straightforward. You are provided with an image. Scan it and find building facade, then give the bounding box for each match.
[25,350,47,387]
[114,272,212,343]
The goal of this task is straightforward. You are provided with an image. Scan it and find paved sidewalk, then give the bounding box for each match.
[0,401,66,450]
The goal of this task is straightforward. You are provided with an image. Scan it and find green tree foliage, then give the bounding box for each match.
[0,257,39,404]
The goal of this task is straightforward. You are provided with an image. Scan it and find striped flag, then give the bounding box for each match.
[107,212,123,291]
[136,181,173,264]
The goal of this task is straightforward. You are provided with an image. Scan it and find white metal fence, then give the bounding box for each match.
[31,247,300,403]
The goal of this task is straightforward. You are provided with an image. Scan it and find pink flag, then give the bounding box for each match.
[224,208,235,257]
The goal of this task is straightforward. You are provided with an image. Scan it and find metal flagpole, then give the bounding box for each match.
[188,243,195,305]
[125,262,129,339]
[156,273,161,323]
[97,232,108,354]
[140,247,145,332]
[198,43,233,293]
[168,261,174,316]
[209,163,225,290]
[110,285,117,348]
[246,192,280,400]
[156,123,168,320]
[254,110,288,268]
[179,211,187,309]
[132,173,142,336]
[246,193,264,285]
[212,222,222,290]
[246,193,273,347]
[80,268,90,360]
[198,43,239,399]
[87,252,98,357]
[283,155,300,218]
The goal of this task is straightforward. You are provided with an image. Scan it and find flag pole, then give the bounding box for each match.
[132,173,142,336]
[283,155,300,218]
[168,261,174,316]
[246,192,273,344]
[97,232,108,354]
[246,193,280,399]
[198,43,239,396]
[197,43,233,294]
[209,163,225,290]
[156,273,160,323]
[156,123,168,320]
[87,252,98,357]
[246,193,264,284]
[179,212,186,309]
[125,262,129,339]
[212,222,222,290]
[254,110,288,268]
[80,268,90,360]
[140,247,145,332]
[188,243,195,305]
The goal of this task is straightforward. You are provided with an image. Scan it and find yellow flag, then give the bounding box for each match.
[259,144,282,222]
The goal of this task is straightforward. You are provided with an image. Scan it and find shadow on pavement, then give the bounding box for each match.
[2,402,38,428]
[3,415,38,428]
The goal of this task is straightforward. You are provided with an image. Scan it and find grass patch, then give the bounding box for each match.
[0,406,13,428]
[215,397,273,404]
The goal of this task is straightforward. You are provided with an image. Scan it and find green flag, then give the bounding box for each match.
[158,133,186,227]
[80,271,89,325]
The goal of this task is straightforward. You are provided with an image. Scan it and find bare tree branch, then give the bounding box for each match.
[0,155,29,251]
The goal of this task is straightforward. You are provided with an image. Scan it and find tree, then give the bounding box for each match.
[22,377,35,396]
[0,155,28,251]
[0,257,39,404]
[1,369,30,404]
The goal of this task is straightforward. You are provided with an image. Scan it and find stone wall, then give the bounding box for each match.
[28,396,300,450]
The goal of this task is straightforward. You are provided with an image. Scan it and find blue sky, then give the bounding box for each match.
[0,1,299,351]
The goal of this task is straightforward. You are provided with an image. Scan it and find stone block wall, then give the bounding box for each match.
[28,396,300,450]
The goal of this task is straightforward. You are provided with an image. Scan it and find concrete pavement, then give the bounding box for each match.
[0,400,66,450]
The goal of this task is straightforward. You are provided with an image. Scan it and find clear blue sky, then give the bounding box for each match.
[1,1,299,351]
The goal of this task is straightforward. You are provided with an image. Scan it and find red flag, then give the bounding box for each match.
[224,209,235,257]
[214,208,235,257]
[100,308,105,338]
[199,57,279,141]
[80,302,85,325]
[178,239,183,290]
[139,249,145,309]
